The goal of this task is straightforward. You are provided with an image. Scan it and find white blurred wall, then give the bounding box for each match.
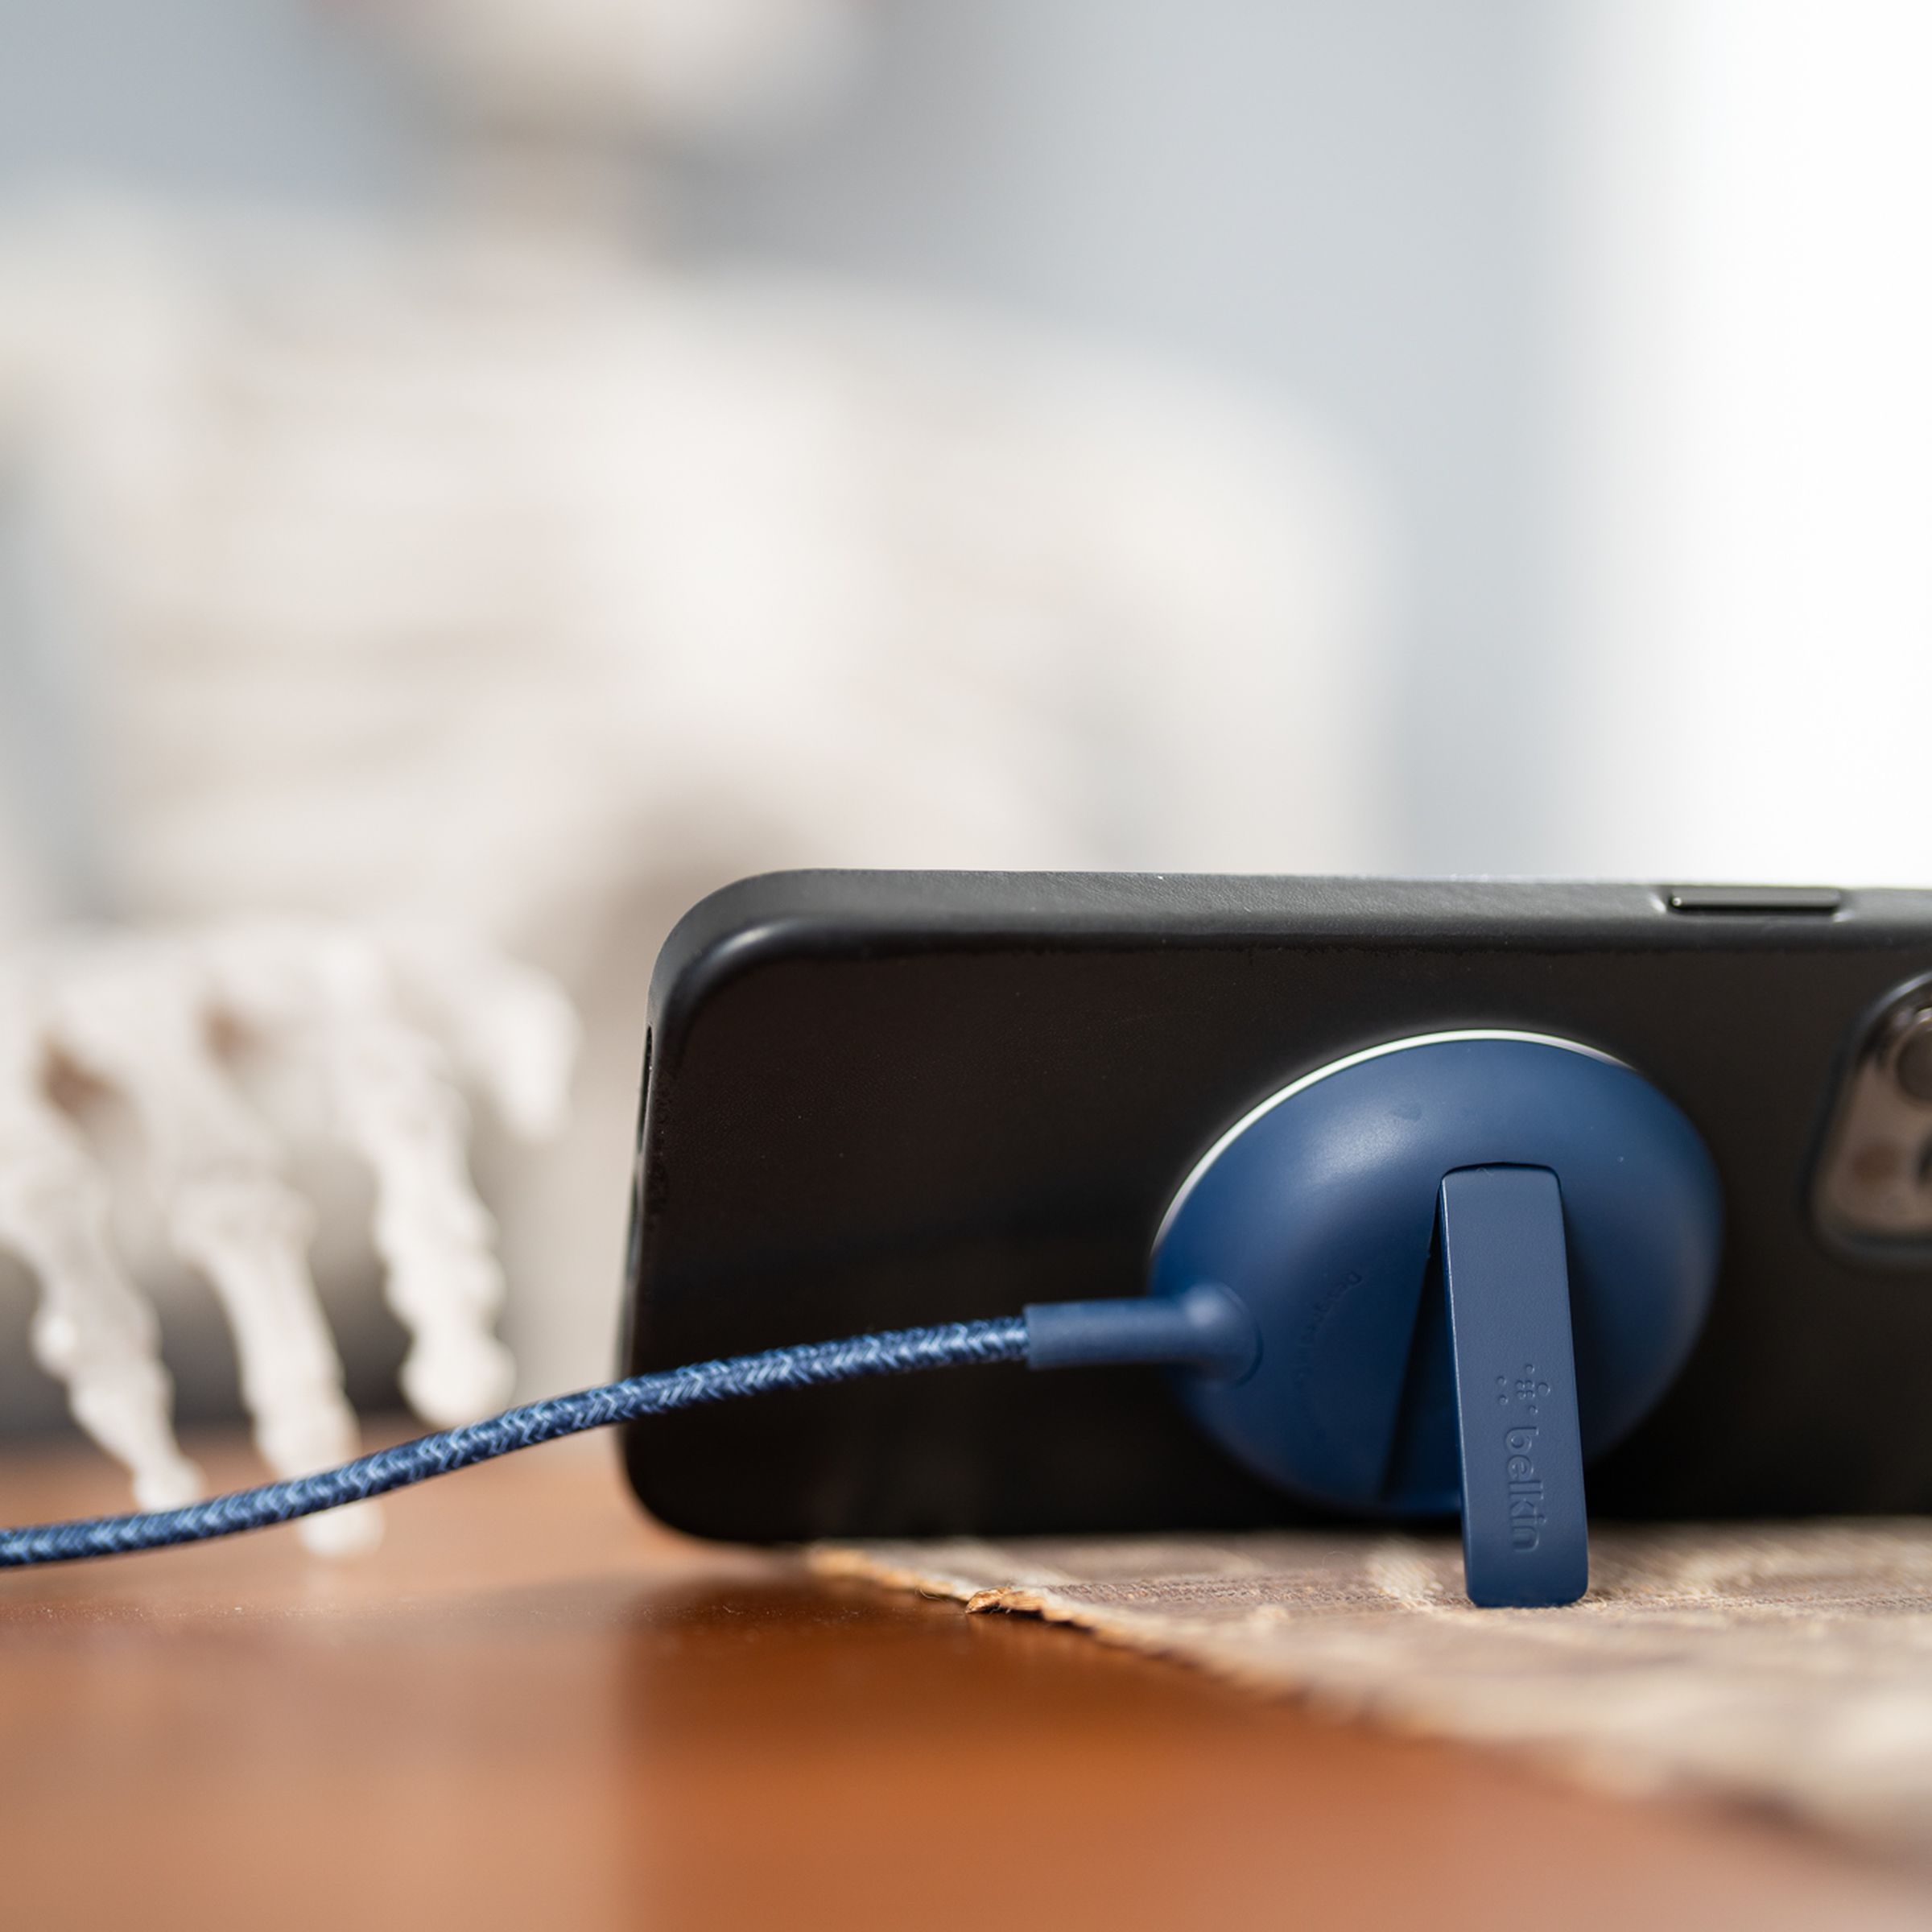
[1551,0,1932,886]
[7,0,1917,891]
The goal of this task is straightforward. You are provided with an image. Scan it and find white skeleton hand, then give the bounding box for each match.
[0,917,577,1554]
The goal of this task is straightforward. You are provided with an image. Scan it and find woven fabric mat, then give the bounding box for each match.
[812,1522,1932,1856]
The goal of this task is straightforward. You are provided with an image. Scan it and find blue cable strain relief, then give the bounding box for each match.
[1023,1282,1260,1383]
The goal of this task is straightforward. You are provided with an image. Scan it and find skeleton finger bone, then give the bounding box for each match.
[324,1009,515,1424]
[0,973,203,1509]
[202,919,518,1426]
[43,937,379,1555]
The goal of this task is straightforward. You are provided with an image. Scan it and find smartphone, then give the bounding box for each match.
[621,871,1932,1541]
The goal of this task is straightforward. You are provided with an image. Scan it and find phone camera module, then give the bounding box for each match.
[1814,976,1932,1249]
[1896,1013,1932,1104]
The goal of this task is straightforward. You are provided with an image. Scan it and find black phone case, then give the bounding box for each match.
[621,870,1932,1541]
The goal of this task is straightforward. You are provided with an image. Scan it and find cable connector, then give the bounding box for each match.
[1022,1283,1259,1383]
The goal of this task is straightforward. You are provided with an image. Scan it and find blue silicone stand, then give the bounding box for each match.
[1147,1033,1723,1607]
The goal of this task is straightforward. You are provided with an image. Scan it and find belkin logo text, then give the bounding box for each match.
[1504,1426,1547,1551]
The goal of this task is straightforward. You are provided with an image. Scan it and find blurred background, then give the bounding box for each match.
[0,0,1926,1429]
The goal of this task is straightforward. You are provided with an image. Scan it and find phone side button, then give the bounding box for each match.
[1665,886,1843,915]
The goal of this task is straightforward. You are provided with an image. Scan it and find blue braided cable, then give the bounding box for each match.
[0,1317,1030,1570]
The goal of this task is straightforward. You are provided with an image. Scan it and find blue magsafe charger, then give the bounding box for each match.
[0,1031,1722,1607]
[1100,1033,1718,1604]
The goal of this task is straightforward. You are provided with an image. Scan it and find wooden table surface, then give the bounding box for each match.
[2,1432,1928,1932]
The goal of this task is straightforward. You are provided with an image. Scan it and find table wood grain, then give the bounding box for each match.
[1,1430,1926,1931]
